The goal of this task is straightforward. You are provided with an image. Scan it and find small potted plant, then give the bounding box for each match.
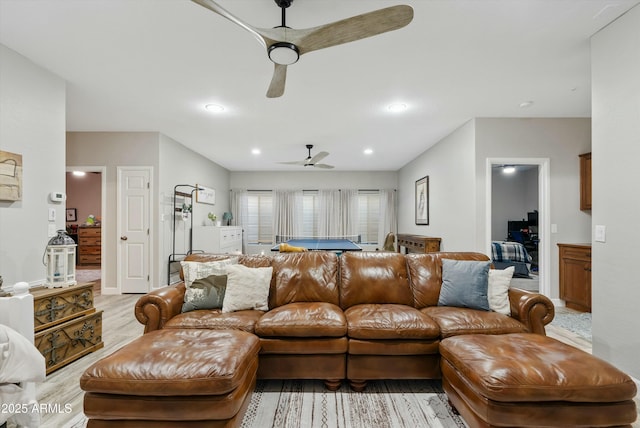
[208,212,221,226]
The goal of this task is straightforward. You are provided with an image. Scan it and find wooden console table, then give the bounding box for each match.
[397,234,441,254]
[31,282,104,374]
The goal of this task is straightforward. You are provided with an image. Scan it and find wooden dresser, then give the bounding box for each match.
[78,225,101,265]
[397,234,441,254]
[558,243,591,312]
[31,283,104,374]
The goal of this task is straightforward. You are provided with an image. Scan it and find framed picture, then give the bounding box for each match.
[0,150,23,201]
[415,176,429,225]
[195,184,216,205]
[66,208,77,222]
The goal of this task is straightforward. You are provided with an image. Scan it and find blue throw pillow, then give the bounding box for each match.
[438,259,491,311]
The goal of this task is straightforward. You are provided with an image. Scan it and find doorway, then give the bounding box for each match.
[486,158,550,297]
[65,166,106,295]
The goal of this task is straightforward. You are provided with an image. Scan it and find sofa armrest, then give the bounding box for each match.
[508,288,555,335]
[134,283,186,333]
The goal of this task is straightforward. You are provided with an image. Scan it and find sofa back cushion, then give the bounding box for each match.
[406,252,490,308]
[339,252,413,309]
[269,252,340,308]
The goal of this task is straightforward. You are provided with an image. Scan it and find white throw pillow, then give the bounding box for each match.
[181,258,238,287]
[488,266,514,315]
[222,264,273,313]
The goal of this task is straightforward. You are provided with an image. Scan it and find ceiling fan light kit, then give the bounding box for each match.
[191,0,414,98]
[268,42,299,65]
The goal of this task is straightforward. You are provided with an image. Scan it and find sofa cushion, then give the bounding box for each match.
[345,304,440,340]
[255,302,346,337]
[438,259,491,311]
[488,266,514,315]
[269,252,340,308]
[406,252,491,308]
[164,309,265,333]
[222,264,273,313]
[181,258,237,287]
[181,274,227,313]
[340,252,413,309]
[422,306,527,338]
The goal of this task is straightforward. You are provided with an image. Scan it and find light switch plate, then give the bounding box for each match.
[595,225,606,242]
[48,208,56,221]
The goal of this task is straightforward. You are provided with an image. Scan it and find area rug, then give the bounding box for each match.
[63,380,466,428]
[550,312,592,340]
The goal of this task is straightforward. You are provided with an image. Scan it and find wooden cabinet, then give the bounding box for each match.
[397,234,441,254]
[78,225,101,265]
[31,283,104,374]
[558,243,591,313]
[192,226,243,254]
[580,152,591,210]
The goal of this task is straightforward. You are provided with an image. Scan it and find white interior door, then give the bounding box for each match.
[118,167,151,293]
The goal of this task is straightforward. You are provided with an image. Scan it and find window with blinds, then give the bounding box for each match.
[358,190,380,244]
[246,191,273,244]
[302,190,319,238]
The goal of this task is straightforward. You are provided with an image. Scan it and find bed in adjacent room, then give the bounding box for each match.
[491,241,533,278]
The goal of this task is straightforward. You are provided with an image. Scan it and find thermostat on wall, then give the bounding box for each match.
[49,191,66,202]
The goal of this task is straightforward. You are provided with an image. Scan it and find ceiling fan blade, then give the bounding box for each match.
[314,163,335,169]
[190,0,267,49]
[278,160,307,165]
[266,64,287,98]
[285,5,414,56]
[309,151,329,164]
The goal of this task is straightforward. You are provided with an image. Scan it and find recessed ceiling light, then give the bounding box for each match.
[503,165,516,174]
[364,148,373,155]
[251,148,261,155]
[72,171,86,177]
[387,103,408,113]
[519,101,534,108]
[205,103,225,113]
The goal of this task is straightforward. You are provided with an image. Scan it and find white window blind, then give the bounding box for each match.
[358,190,380,244]
[302,190,319,237]
[246,191,273,244]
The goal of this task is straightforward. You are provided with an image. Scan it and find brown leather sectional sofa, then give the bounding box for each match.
[135,251,554,391]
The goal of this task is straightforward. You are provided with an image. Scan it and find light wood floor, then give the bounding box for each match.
[32,295,638,428]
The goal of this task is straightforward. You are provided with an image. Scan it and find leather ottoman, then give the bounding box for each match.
[80,329,259,428]
[440,333,637,427]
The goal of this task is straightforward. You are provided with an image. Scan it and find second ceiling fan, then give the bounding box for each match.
[191,0,414,98]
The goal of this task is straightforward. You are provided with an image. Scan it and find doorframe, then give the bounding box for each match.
[485,158,551,297]
[65,166,107,294]
[116,166,153,294]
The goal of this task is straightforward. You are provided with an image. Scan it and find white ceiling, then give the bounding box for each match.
[1,0,638,171]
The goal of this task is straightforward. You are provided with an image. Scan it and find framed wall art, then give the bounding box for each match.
[0,150,23,201]
[415,176,429,225]
[195,184,216,205]
[66,208,77,222]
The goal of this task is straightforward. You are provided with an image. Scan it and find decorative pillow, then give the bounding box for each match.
[438,259,491,311]
[180,258,238,287]
[488,266,514,315]
[222,264,273,313]
[181,274,227,313]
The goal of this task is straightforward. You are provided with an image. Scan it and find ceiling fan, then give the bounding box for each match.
[190,0,414,98]
[279,144,334,169]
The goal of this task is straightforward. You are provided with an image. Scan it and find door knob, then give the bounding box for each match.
[120,236,128,241]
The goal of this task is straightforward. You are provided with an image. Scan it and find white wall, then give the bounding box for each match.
[159,134,230,285]
[0,44,66,289]
[591,4,640,379]
[230,171,397,190]
[475,118,591,299]
[398,120,477,251]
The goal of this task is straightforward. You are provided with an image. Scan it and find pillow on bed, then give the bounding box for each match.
[438,259,491,311]
[488,266,514,315]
